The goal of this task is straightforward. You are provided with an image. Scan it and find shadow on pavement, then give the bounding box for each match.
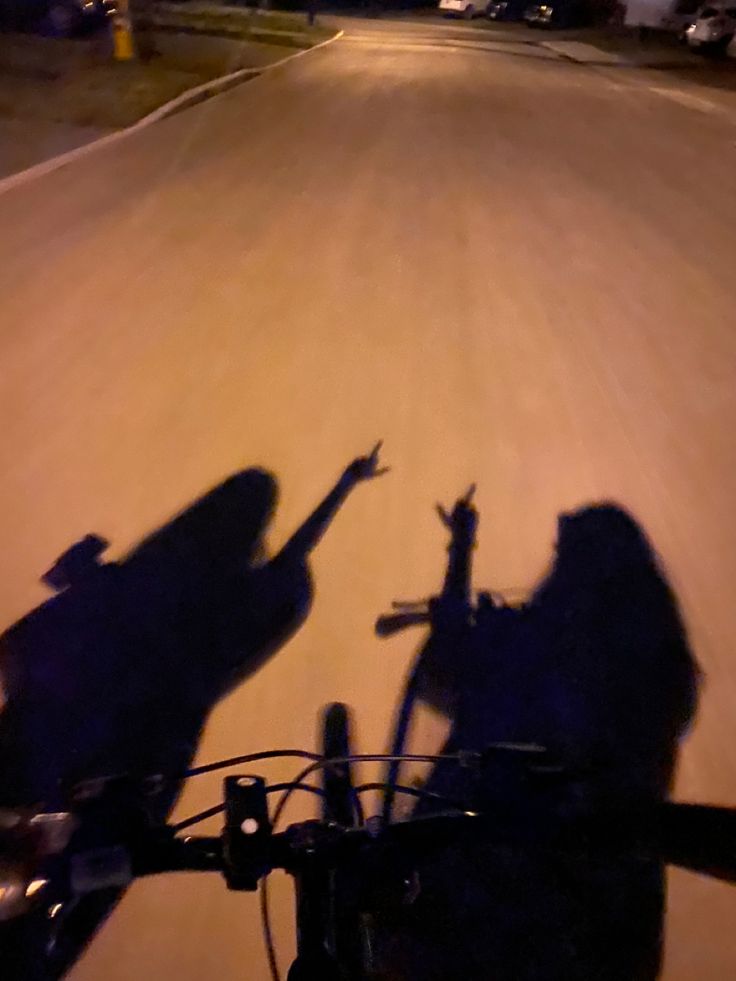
[374,502,701,981]
[0,443,387,977]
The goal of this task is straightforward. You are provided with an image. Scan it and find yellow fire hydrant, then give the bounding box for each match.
[111,0,135,60]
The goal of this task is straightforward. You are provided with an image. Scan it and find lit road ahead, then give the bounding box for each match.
[1,16,736,979]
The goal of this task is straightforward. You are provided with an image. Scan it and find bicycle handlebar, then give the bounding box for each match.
[375,611,431,636]
[7,759,736,981]
[127,801,736,887]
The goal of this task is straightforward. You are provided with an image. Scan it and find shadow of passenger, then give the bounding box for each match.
[378,503,700,981]
[525,504,699,806]
[0,442,387,977]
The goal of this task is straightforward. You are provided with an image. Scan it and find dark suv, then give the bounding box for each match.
[487,0,528,19]
[524,0,591,26]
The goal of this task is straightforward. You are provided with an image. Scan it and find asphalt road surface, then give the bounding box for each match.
[2,15,736,980]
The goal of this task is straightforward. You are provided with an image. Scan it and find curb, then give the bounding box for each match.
[0,28,343,199]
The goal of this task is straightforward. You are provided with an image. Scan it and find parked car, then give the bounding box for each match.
[684,2,736,50]
[0,0,110,36]
[487,0,528,19]
[438,0,486,18]
[523,0,591,26]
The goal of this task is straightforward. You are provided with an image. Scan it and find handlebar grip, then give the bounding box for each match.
[375,612,430,637]
[656,803,736,883]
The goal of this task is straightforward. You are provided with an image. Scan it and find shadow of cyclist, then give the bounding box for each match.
[1,444,387,810]
[377,503,700,981]
[0,443,388,978]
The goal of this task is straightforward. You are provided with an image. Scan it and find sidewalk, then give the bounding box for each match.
[0,117,111,181]
[0,16,329,182]
[540,39,627,64]
[474,17,736,69]
[540,32,712,68]
[537,32,736,121]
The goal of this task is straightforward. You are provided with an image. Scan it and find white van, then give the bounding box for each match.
[438,0,486,17]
